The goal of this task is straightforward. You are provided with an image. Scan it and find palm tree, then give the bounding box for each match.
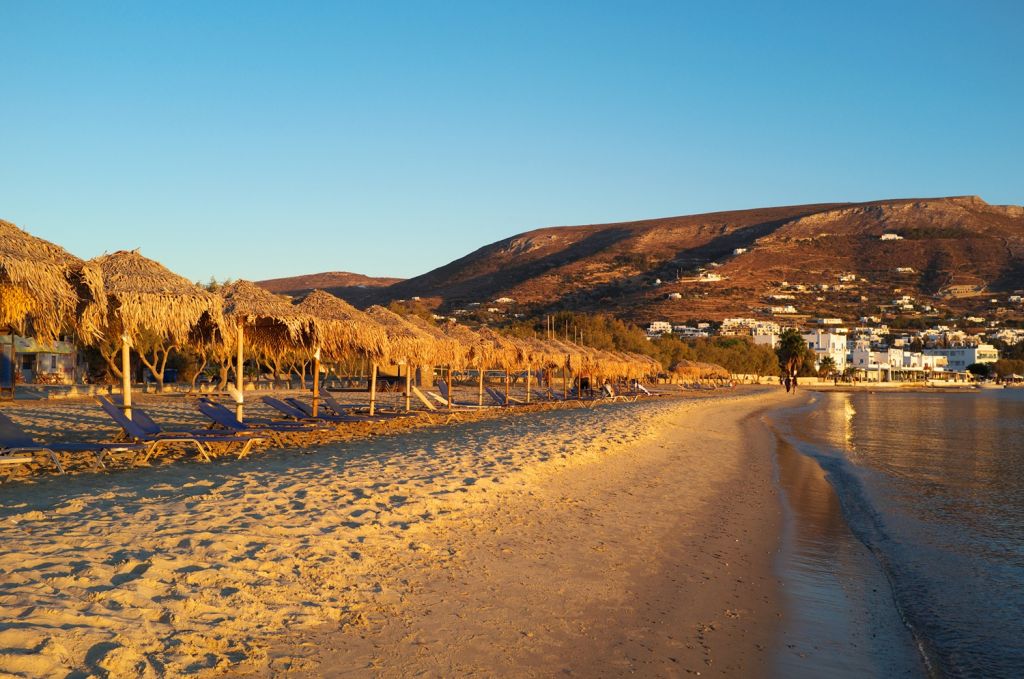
[817,355,837,380]
[776,328,809,378]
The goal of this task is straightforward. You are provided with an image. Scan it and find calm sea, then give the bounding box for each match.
[770,389,1024,678]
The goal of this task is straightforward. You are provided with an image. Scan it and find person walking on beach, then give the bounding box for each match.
[792,374,798,392]
[784,375,791,393]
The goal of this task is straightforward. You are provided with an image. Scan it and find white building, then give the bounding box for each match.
[924,344,999,372]
[803,329,848,371]
[880,233,904,241]
[647,321,673,335]
[733,247,748,255]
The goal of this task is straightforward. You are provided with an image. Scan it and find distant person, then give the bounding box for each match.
[784,376,791,393]
[792,374,799,392]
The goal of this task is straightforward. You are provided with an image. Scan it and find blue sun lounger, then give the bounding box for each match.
[97,396,265,462]
[0,410,146,473]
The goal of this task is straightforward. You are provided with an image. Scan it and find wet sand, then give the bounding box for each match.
[0,388,785,677]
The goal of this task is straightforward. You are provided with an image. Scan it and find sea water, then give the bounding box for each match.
[771,389,1024,678]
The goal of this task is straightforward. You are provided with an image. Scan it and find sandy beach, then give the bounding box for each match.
[0,387,783,677]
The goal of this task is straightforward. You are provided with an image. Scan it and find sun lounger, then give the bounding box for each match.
[318,389,415,420]
[97,396,264,462]
[196,398,325,444]
[261,396,328,423]
[437,380,493,409]
[0,410,145,473]
[285,397,375,423]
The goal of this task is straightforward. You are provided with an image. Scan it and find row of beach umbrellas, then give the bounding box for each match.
[1,220,660,416]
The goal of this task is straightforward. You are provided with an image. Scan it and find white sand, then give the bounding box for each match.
[0,388,781,677]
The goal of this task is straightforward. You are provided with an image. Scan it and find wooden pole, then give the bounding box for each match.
[121,333,132,419]
[478,367,484,406]
[11,335,17,400]
[311,347,321,416]
[526,363,531,404]
[369,363,378,416]
[404,363,411,412]
[504,369,510,404]
[562,366,568,400]
[235,323,245,421]
[447,367,452,410]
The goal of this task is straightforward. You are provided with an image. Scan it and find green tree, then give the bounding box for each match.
[777,328,811,377]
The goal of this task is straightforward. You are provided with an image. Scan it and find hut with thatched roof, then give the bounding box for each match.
[92,249,224,414]
[218,279,314,419]
[1,220,106,396]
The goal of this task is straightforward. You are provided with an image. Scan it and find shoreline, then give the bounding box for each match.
[765,393,928,678]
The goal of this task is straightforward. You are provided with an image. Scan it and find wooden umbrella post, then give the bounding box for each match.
[478,367,484,406]
[404,362,411,412]
[121,333,132,419]
[235,323,245,422]
[447,367,453,410]
[525,364,531,404]
[369,363,378,416]
[504,369,510,404]
[562,366,568,400]
[311,347,321,417]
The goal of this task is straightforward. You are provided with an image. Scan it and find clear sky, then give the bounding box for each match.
[2,1,1021,283]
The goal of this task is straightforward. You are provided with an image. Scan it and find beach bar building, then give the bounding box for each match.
[1,219,106,398]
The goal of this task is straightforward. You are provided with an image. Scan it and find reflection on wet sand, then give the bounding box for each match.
[772,427,924,678]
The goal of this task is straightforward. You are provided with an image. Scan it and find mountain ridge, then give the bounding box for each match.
[257,196,1024,323]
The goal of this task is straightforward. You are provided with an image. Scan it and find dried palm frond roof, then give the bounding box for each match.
[364,305,436,365]
[297,290,389,361]
[91,249,224,345]
[402,314,467,368]
[672,359,730,380]
[438,321,495,368]
[218,279,313,353]
[0,219,106,343]
[475,326,526,370]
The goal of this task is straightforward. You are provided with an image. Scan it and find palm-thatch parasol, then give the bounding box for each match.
[364,305,439,414]
[218,279,314,420]
[1,220,106,396]
[402,314,471,410]
[671,359,730,383]
[437,321,496,405]
[296,290,389,414]
[92,249,223,415]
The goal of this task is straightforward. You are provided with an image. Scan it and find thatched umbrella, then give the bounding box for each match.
[437,321,496,405]
[403,314,470,411]
[218,280,313,420]
[364,305,438,414]
[297,290,389,414]
[1,221,107,397]
[92,249,223,416]
[671,359,730,384]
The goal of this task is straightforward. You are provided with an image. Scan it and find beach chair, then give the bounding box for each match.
[96,396,264,462]
[284,397,375,423]
[0,410,146,473]
[437,380,493,409]
[261,396,325,423]
[317,389,414,420]
[195,398,325,444]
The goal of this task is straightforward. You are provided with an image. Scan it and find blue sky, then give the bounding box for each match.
[2,2,1021,283]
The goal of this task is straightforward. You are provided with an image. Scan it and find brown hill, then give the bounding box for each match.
[257,271,403,303]
[352,196,1022,323]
